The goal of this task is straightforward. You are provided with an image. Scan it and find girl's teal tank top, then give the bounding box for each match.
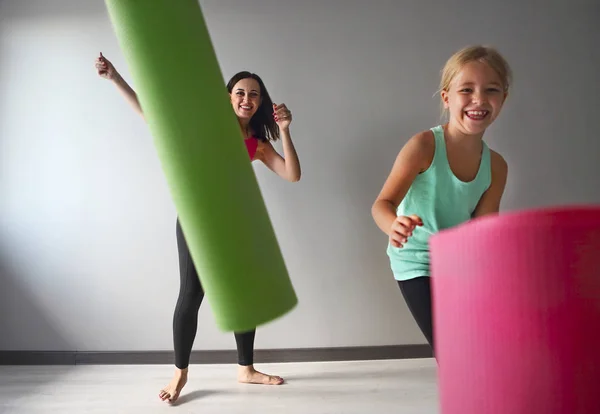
[387,125,492,281]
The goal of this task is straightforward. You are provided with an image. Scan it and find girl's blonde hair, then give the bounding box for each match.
[438,45,513,117]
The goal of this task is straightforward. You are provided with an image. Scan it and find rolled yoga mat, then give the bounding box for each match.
[430,205,600,414]
[104,0,297,332]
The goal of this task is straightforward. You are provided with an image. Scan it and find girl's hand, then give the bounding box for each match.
[390,214,423,248]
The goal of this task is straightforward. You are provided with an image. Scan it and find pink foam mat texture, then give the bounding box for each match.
[430,205,600,414]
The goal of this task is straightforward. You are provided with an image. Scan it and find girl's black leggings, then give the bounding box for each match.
[397,276,435,351]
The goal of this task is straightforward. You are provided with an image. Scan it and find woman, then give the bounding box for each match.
[95,53,301,403]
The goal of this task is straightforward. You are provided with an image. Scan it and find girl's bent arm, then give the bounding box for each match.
[471,150,508,218]
[371,131,434,236]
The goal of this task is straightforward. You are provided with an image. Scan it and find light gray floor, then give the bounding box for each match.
[0,358,438,413]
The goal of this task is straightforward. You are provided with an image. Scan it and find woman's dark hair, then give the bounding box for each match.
[226,71,279,142]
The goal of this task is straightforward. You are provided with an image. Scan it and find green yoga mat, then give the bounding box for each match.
[104,0,298,332]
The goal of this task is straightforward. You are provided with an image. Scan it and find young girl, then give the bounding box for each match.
[371,45,511,353]
[95,53,301,402]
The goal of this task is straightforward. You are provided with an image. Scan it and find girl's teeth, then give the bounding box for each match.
[466,110,487,119]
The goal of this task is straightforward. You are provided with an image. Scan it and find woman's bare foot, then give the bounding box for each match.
[159,368,188,403]
[238,365,284,385]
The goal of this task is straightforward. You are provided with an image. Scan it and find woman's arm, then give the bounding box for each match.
[256,103,301,182]
[111,72,144,118]
[257,127,301,182]
[96,53,144,118]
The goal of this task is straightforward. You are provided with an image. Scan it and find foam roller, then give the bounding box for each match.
[104,0,297,332]
[430,205,600,413]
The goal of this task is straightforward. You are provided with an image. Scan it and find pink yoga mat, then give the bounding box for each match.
[430,205,600,414]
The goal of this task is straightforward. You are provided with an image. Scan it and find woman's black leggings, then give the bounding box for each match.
[397,276,435,351]
[173,218,256,369]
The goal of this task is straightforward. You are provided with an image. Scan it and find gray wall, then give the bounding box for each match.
[1,0,598,352]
